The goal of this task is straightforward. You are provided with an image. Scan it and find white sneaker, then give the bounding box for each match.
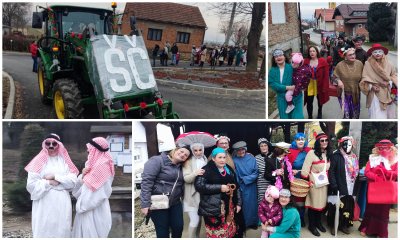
[285,104,295,113]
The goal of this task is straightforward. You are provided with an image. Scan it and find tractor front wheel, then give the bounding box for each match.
[53,79,84,119]
[37,59,51,105]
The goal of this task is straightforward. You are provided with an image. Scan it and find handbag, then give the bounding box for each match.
[367,168,398,204]
[311,159,329,188]
[150,170,180,210]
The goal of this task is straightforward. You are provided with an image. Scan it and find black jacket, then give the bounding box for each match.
[171,45,178,54]
[264,157,291,189]
[195,161,241,217]
[328,151,353,196]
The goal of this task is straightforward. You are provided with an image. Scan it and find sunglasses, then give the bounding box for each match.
[378,147,390,151]
[296,138,305,141]
[319,139,329,143]
[45,141,58,147]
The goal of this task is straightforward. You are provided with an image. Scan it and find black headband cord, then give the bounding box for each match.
[45,135,60,141]
[89,140,109,152]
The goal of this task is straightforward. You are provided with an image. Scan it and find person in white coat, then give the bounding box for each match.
[72,137,115,238]
[182,142,207,237]
[25,133,79,238]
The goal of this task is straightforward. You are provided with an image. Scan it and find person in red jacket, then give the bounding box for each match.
[303,46,330,119]
[30,41,38,72]
[359,139,398,238]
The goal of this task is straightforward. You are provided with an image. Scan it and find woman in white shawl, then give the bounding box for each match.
[360,43,397,119]
[25,133,79,237]
[72,137,115,237]
[182,142,207,237]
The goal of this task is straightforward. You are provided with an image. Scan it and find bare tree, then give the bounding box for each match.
[3,3,32,30]
[219,21,250,46]
[246,2,265,72]
[208,2,253,45]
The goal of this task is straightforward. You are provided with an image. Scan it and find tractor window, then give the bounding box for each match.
[61,11,109,35]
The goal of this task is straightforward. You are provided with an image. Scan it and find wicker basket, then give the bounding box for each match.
[290,178,310,197]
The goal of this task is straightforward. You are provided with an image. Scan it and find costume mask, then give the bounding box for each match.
[372,49,384,57]
[342,139,353,154]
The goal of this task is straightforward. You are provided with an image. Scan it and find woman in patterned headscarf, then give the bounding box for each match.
[72,137,115,238]
[25,133,79,238]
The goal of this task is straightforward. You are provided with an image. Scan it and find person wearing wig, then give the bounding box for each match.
[258,185,282,238]
[25,133,79,237]
[232,141,259,229]
[327,136,359,235]
[72,137,115,237]
[333,46,364,119]
[301,133,331,236]
[195,147,241,238]
[360,43,397,119]
[182,143,207,237]
[287,133,311,227]
[359,139,398,238]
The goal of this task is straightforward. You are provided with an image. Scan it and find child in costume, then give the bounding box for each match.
[258,185,283,238]
[285,53,312,113]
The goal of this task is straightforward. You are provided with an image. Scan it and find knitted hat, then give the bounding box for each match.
[291,52,303,64]
[265,185,280,200]
[279,189,291,197]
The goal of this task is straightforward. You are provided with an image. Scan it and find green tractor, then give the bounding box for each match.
[32,3,178,119]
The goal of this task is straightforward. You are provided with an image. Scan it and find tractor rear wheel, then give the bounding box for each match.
[37,60,51,105]
[53,79,84,119]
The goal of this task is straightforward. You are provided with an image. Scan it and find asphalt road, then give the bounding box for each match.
[3,52,53,119]
[159,85,265,119]
[2,52,265,119]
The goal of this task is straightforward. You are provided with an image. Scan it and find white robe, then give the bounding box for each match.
[72,175,113,238]
[26,156,78,238]
[368,93,397,119]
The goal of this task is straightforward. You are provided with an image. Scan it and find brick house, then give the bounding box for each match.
[268,2,301,66]
[332,4,370,40]
[314,9,335,31]
[121,2,207,57]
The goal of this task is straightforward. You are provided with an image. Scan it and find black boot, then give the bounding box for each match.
[317,106,322,119]
[308,210,320,236]
[317,110,322,119]
[316,211,326,232]
[301,217,305,227]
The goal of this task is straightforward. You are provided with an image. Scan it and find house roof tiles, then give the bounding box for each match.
[124,2,207,28]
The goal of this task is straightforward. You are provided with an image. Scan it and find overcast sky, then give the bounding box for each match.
[300,2,367,20]
[30,1,266,44]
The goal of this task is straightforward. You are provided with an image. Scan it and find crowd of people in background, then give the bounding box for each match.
[140,131,398,238]
[269,33,398,119]
[151,41,248,68]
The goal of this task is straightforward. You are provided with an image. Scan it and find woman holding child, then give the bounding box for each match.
[268,49,304,119]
